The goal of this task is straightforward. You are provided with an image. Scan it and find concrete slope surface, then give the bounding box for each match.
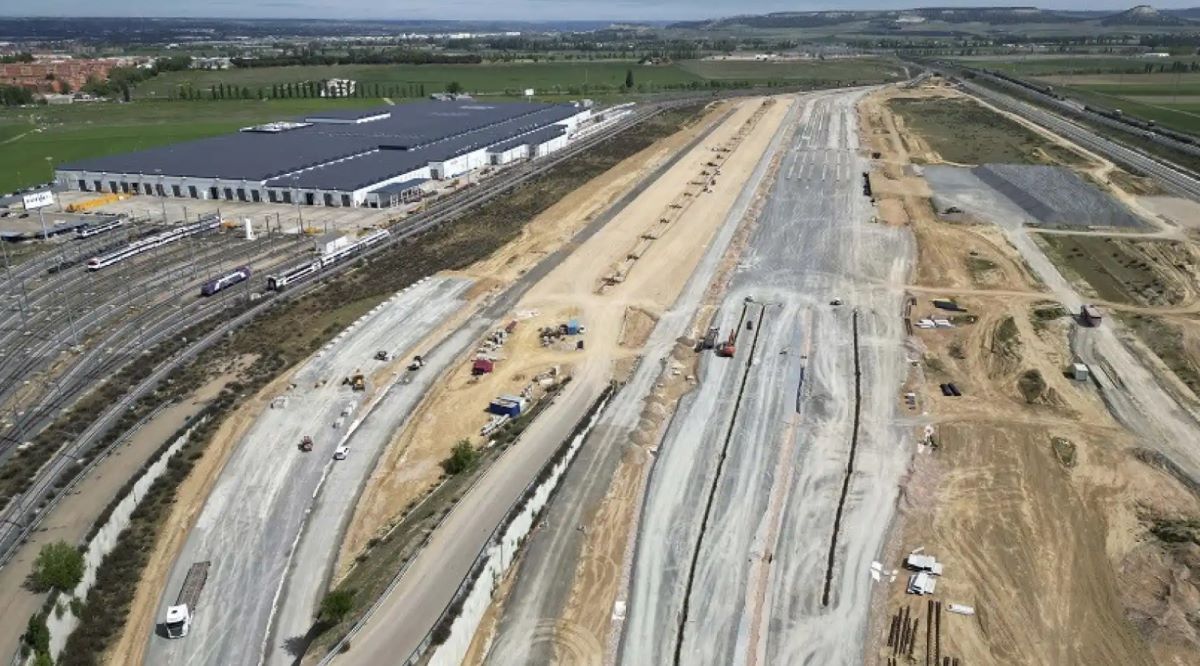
[620,91,915,666]
[144,276,472,666]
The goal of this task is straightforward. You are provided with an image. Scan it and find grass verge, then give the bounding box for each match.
[888,95,1088,166]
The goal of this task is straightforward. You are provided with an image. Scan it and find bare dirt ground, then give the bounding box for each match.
[449,97,792,666]
[336,100,769,576]
[861,83,1200,666]
[0,369,234,662]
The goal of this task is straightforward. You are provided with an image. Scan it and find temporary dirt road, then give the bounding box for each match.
[337,96,790,665]
[143,277,472,666]
[479,96,795,666]
[620,90,915,665]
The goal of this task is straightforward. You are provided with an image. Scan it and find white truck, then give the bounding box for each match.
[163,561,210,638]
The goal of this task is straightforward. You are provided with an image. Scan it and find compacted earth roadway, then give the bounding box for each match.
[620,90,915,666]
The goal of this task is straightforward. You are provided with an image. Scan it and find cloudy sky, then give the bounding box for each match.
[2,0,1197,21]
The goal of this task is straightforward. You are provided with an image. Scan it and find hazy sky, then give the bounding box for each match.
[2,0,1198,21]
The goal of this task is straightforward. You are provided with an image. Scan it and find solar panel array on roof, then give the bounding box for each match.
[261,105,578,191]
[61,101,579,186]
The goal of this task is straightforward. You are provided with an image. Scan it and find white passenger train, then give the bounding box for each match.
[76,217,126,239]
[266,228,390,291]
[86,216,221,271]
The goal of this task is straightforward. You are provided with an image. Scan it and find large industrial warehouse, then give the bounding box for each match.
[55,99,592,208]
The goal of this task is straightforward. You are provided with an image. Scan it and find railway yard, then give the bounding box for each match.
[4,67,1200,666]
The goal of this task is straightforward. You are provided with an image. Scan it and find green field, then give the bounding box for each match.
[952,55,1200,77]
[137,61,705,99]
[678,57,905,83]
[889,96,1087,166]
[1023,73,1200,135]
[952,55,1200,136]
[0,98,378,194]
[136,58,904,99]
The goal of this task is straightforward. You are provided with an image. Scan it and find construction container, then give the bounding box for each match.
[1081,304,1102,327]
[472,358,495,375]
[1071,363,1090,381]
[487,398,521,418]
[567,319,581,335]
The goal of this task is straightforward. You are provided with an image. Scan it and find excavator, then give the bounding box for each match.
[298,435,314,452]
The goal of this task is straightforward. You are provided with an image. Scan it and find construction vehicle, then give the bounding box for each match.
[716,329,737,358]
[163,561,211,638]
[374,350,390,361]
[299,435,314,452]
[407,355,425,371]
[343,373,366,391]
[700,326,719,351]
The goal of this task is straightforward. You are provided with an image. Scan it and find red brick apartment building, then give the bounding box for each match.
[0,58,117,93]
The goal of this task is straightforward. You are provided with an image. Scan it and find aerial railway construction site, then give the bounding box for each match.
[4,64,1200,666]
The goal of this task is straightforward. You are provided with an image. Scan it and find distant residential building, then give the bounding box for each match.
[1140,52,1172,58]
[320,79,357,98]
[0,57,117,94]
[191,57,232,70]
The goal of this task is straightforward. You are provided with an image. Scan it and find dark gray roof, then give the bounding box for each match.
[62,101,579,185]
[261,105,577,191]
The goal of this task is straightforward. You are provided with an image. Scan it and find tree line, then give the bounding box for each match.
[230,49,482,69]
[171,80,430,100]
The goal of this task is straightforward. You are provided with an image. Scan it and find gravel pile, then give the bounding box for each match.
[974,164,1144,229]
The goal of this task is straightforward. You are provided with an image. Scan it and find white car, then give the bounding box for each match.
[333,445,350,460]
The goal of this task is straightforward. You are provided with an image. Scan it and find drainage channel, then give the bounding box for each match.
[821,308,862,607]
[671,300,768,666]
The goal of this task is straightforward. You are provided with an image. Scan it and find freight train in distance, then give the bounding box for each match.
[86,215,221,271]
[200,266,252,296]
[266,228,390,291]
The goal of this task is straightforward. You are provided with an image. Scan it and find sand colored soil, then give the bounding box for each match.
[863,83,1200,666]
[548,104,795,666]
[338,98,790,579]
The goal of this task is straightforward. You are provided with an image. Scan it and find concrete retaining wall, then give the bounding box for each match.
[45,417,206,659]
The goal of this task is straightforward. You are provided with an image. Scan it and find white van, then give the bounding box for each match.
[333,445,350,460]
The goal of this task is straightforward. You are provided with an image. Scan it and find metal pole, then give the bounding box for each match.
[37,207,48,240]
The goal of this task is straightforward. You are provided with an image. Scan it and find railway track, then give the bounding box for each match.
[953,76,1200,202]
[0,234,309,448]
[0,94,709,567]
[0,234,243,406]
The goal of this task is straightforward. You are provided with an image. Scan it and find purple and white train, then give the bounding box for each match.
[199,266,252,297]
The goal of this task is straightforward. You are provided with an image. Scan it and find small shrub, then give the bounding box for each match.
[440,439,478,475]
[30,541,84,592]
[319,589,356,624]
